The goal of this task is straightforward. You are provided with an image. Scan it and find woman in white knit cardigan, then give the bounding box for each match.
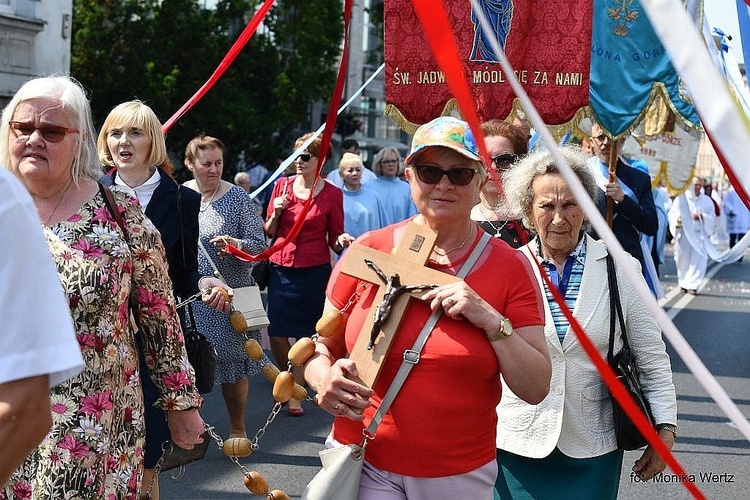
[495,147,677,500]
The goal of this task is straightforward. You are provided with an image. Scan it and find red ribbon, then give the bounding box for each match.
[225,0,353,263]
[410,1,704,498]
[162,0,276,133]
[409,0,507,204]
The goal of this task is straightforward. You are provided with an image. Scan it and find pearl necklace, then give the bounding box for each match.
[432,225,473,258]
[200,183,220,212]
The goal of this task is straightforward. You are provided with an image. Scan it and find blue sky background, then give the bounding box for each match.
[705,0,745,64]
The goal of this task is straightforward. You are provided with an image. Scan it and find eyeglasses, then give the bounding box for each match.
[9,121,79,143]
[297,153,312,162]
[490,153,519,170]
[591,134,609,143]
[381,159,399,165]
[412,165,479,186]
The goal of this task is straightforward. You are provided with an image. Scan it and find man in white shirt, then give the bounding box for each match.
[0,168,84,485]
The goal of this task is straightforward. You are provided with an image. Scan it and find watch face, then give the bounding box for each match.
[501,318,512,336]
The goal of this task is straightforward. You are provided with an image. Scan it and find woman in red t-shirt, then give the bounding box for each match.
[303,117,551,498]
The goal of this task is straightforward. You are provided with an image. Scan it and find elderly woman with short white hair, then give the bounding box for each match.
[368,146,417,226]
[495,146,677,499]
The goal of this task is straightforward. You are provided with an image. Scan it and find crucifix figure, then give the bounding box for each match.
[340,221,463,388]
[364,258,437,350]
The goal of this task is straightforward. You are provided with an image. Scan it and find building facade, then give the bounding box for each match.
[0,0,71,107]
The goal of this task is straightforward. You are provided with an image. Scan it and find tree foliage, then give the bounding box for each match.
[71,0,343,178]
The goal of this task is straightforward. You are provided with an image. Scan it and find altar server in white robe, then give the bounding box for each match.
[668,177,716,294]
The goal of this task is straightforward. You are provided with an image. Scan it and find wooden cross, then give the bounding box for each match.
[340,220,462,388]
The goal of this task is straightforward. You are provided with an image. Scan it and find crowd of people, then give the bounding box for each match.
[1,72,746,499]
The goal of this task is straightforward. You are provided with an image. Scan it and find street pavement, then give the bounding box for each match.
[161,244,750,499]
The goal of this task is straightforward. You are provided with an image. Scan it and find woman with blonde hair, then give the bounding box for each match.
[99,101,229,499]
[339,151,387,238]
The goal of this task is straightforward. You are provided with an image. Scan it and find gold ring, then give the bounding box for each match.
[313,394,321,407]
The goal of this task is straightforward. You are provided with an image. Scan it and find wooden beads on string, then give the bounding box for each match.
[262,363,281,383]
[267,490,290,500]
[222,437,253,458]
[291,383,308,401]
[262,362,307,403]
[272,371,295,403]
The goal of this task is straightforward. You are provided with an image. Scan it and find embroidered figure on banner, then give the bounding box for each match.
[470,0,514,63]
[607,0,640,37]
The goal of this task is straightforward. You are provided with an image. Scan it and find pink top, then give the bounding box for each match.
[327,220,544,477]
[266,176,344,268]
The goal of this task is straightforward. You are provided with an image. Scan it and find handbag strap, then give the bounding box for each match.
[606,253,628,363]
[198,239,228,284]
[364,230,492,437]
[175,187,200,328]
[100,182,129,242]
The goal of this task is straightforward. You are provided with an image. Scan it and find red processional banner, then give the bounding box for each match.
[384,0,593,132]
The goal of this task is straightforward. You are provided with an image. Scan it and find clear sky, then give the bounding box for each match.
[705,0,745,64]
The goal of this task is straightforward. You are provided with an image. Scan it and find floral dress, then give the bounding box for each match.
[192,185,269,384]
[2,189,202,500]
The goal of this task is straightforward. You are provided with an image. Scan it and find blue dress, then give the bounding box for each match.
[342,184,389,238]
[193,185,270,384]
[367,176,417,226]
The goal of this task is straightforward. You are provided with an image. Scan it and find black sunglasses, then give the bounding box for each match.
[412,165,479,186]
[9,120,79,143]
[491,153,519,170]
[297,153,312,162]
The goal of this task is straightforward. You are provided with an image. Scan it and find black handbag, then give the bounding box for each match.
[606,254,655,450]
[176,187,217,394]
[251,260,270,291]
[158,428,212,473]
[184,296,217,395]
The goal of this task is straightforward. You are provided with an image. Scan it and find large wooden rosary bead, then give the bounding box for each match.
[315,310,343,337]
[244,339,264,360]
[222,437,253,458]
[272,371,295,403]
[230,309,248,333]
[243,470,268,495]
[261,363,280,383]
[291,383,308,401]
[288,337,315,365]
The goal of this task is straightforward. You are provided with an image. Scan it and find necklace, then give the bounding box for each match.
[200,182,220,212]
[479,204,509,239]
[39,180,73,225]
[432,225,473,258]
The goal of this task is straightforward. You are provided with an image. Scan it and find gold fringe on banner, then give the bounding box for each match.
[385,99,593,142]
